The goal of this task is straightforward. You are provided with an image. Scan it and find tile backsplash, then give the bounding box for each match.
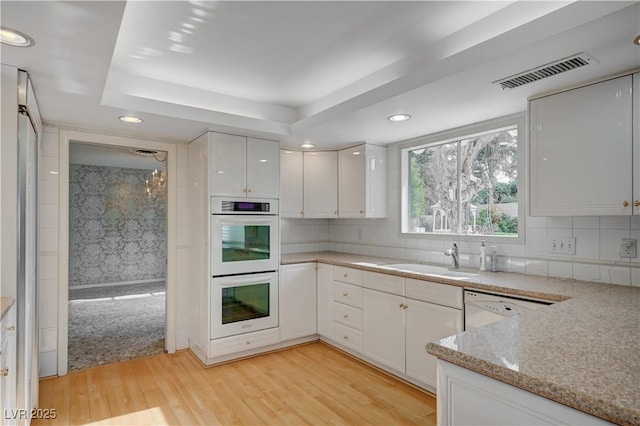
[282,144,640,287]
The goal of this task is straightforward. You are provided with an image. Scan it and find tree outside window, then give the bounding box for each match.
[405,126,518,237]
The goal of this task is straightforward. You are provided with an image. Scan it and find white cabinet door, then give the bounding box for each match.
[280,263,317,341]
[280,150,304,217]
[316,263,334,338]
[210,133,247,197]
[246,137,279,199]
[530,75,633,216]
[339,145,366,217]
[405,299,462,389]
[303,151,338,218]
[339,144,387,218]
[363,289,405,373]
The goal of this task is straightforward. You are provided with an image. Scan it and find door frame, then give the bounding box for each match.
[57,129,178,376]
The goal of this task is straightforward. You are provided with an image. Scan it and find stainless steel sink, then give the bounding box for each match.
[379,263,479,280]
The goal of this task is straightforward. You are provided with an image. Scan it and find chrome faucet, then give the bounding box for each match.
[444,242,459,269]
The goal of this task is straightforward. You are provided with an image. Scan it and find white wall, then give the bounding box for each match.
[286,143,640,287]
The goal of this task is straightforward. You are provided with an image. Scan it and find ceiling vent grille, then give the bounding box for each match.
[493,53,596,89]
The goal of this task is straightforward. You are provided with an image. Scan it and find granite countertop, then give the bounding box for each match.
[281,251,640,426]
[1,297,15,320]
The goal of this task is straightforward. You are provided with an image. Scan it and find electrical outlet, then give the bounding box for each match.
[549,237,576,255]
[620,238,637,258]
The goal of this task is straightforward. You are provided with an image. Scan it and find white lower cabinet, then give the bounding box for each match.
[317,263,334,338]
[361,273,463,391]
[406,299,462,389]
[437,360,612,425]
[280,263,317,341]
[363,289,405,373]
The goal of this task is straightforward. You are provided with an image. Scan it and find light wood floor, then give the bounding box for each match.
[33,342,437,425]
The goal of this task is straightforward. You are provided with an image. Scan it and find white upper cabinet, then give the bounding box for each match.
[530,74,634,216]
[338,144,387,218]
[303,151,338,218]
[210,132,279,199]
[280,150,304,218]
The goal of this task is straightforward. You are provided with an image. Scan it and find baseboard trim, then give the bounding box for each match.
[69,279,165,290]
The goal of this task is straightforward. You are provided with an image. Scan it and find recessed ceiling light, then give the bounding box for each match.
[634,35,640,45]
[0,27,34,47]
[388,114,411,122]
[119,116,143,124]
[300,143,316,149]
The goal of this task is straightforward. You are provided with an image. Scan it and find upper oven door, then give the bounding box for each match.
[211,214,279,276]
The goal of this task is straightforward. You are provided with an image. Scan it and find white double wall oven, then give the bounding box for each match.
[210,197,279,339]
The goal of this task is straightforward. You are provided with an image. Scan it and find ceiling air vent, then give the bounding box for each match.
[493,53,596,89]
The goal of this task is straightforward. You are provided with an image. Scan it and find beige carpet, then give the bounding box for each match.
[68,281,165,371]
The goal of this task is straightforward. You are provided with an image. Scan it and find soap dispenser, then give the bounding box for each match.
[479,240,487,271]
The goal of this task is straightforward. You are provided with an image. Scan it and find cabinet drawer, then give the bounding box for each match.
[333,282,363,308]
[405,278,463,309]
[333,302,363,330]
[210,328,280,357]
[334,323,363,353]
[334,266,362,286]
[363,271,404,295]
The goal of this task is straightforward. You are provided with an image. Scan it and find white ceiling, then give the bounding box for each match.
[2,1,639,150]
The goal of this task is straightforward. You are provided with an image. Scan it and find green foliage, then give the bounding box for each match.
[471,181,518,204]
[410,156,427,218]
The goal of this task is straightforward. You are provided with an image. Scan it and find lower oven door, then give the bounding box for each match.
[210,272,279,339]
[211,214,279,276]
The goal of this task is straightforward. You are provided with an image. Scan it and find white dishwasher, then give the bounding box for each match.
[464,290,551,330]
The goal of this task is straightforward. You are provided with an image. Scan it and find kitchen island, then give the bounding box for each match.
[281,251,639,426]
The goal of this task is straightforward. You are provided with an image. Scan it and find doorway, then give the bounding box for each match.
[67,142,168,370]
[57,130,177,376]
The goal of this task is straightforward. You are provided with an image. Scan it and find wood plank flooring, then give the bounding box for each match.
[33,342,437,425]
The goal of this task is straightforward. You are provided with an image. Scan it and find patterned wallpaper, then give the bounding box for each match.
[69,164,167,287]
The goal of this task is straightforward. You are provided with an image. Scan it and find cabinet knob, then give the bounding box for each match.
[343,274,348,278]
[247,188,252,193]
[246,341,251,345]
[334,211,337,215]
[343,292,348,297]
[0,368,8,377]
[343,336,349,340]
[634,200,640,207]
[360,210,364,214]
[623,200,629,207]
[300,211,304,215]
[343,314,348,319]
[5,325,15,332]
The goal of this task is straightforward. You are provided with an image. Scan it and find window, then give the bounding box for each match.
[401,115,523,239]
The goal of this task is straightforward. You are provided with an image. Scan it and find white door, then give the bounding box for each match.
[280,263,317,341]
[303,151,338,218]
[280,150,303,218]
[210,133,247,197]
[246,137,279,199]
[362,289,405,373]
[405,299,462,389]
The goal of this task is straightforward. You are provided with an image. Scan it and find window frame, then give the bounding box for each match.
[399,113,526,244]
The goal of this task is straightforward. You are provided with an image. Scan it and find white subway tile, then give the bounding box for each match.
[39,302,57,328]
[548,261,572,279]
[40,255,58,280]
[572,263,601,282]
[599,229,630,261]
[573,229,599,260]
[39,203,59,229]
[547,217,572,229]
[40,227,58,252]
[525,259,548,276]
[601,266,630,285]
[600,216,630,230]
[573,216,599,229]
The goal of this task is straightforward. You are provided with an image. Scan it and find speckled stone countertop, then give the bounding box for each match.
[1,297,15,320]
[281,251,639,426]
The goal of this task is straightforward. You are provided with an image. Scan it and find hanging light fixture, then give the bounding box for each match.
[135,149,167,198]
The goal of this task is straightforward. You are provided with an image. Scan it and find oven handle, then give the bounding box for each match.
[214,273,275,286]
[212,215,276,225]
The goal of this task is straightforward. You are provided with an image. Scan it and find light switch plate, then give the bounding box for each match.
[549,237,576,255]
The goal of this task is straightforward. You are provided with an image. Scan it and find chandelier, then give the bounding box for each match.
[135,149,167,199]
